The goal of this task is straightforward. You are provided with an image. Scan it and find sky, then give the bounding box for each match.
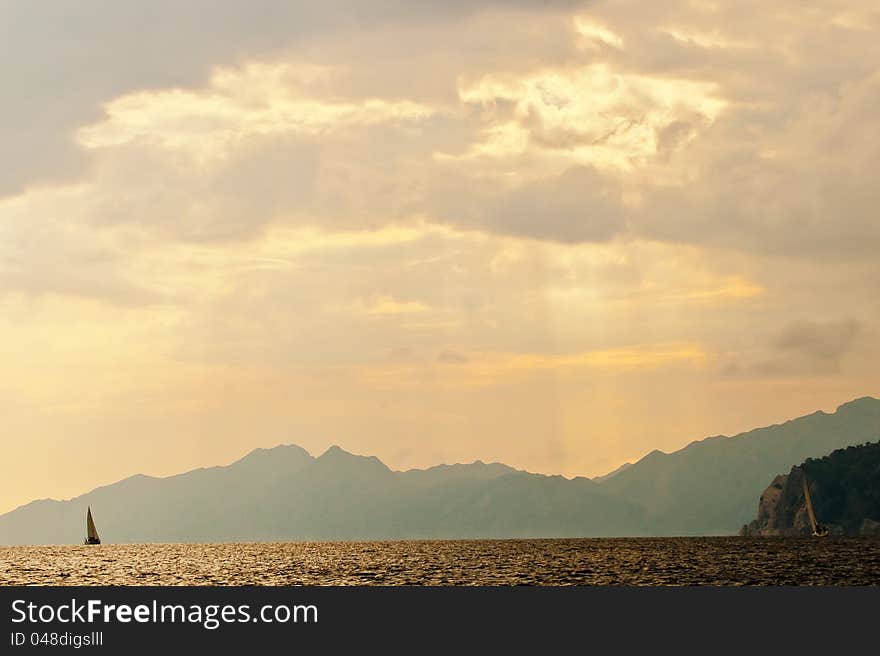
[1,0,879,514]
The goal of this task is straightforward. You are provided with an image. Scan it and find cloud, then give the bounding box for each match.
[437,349,469,364]
[358,342,708,389]
[584,1,880,259]
[0,1,297,195]
[638,69,880,259]
[454,63,725,170]
[723,319,867,378]
[774,319,862,362]
[356,295,432,316]
[14,0,878,258]
[0,1,591,197]
[77,63,435,154]
[575,18,625,50]
[429,166,628,243]
[3,0,880,514]
[0,189,160,305]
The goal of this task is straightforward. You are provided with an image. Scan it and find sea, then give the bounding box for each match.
[2,537,879,586]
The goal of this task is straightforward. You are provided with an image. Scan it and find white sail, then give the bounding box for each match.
[86,507,100,542]
[801,476,818,533]
[801,472,828,536]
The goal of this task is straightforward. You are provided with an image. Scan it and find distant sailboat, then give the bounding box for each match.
[802,473,829,537]
[84,507,101,545]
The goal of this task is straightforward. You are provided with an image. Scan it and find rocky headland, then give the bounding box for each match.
[742,441,880,536]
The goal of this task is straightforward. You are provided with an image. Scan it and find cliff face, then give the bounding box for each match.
[741,468,816,536]
[742,441,880,536]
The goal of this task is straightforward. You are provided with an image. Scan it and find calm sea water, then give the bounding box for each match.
[2,538,879,586]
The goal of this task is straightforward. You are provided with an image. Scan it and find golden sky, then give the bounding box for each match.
[1,0,879,513]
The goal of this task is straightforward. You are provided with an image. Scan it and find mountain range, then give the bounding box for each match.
[1,396,878,544]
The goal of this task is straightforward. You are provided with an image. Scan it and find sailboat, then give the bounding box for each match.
[84,507,101,545]
[801,473,829,537]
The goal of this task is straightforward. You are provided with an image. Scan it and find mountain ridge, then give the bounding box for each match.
[1,396,878,543]
[0,444,646,544]
[597,396,880,534]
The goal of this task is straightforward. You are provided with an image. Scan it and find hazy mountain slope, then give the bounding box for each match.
[0,446,646,544]
[591,462,633,483]
[597,397,880,535]
[0,444,317,544]
[4,397,878,543]
[397,473,645,538]
[398,461,517,487]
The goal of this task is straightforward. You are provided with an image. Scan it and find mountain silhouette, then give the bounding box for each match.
[1,396,878,544]
[0,445,645,544]
[596,397,880,534]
